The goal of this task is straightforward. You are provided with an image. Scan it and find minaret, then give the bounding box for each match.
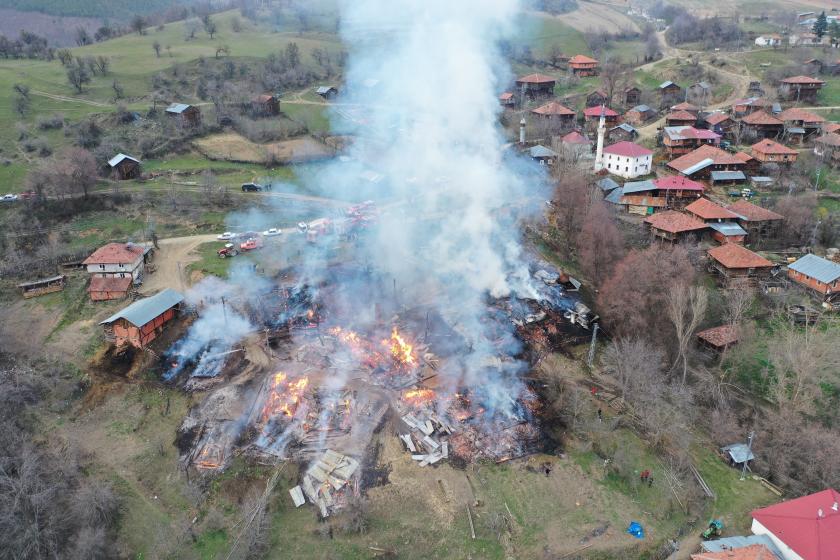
[594,104,606,171]
[519,117,526,145]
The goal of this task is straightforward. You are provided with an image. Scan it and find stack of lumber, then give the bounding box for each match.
[399,411,451,466]
[288,449,360,517]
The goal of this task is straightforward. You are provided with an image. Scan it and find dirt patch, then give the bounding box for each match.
[140,234,217,295]
[0,299,58,357]
[194,133,335,164]
[539,4,639,34]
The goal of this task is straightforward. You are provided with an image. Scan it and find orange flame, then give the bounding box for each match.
[402,388,435,406]
[384,327,415,366]
[262,372,309,422]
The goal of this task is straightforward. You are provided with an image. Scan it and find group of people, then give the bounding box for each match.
[640,469,654,487]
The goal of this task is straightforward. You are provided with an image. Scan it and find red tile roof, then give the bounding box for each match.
[781,75,826,85]
[704,112,731,125]
[741,111,783,126]
[644,210,708,234]
[83,243,146,265]
[499,92,514,101]
[778,107,825,124]
[665,126,721,140]
[88,275,132,293]
[668,145,745,173]
[653,176,705,192]
[686,198,741,220]
[671,101,699,112]
[569,54,598,65]
[253,94,276,103]
[822,123,840,134]
[583,106,619,118]
[728,199,784,222]
[708,243,773,269]
[696,324,741,349]
[561,130,590,144]
[816,133,840,147]
[665,110,697,122]
[752,488,840,560]
[517,73,556,84]
[690,544,775,560]
[752,139,798,156]
[603,141,653,158]
[733,151,754,163]
[531,101,575,116]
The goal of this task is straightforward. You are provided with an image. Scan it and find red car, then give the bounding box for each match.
[239,238,263,251]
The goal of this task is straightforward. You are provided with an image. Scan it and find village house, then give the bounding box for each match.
[252,94,280,116]
[667,144,748,180]
[686,198,746,243]
[531,101,577,131]
[623,86,641,107]
[651,175,705,208]
[583,105,620,132]
[778,75,825,103]
[731,97,772,118]
[754,34,782,47]
[751,488,840,560]
[644,210,708,242]
[315,86,338,100]
[568,54,599,77]
[529,145,558,165]
[702,111,735,137]
[662,126,721,158]
[728,199,784,242]
[499,92,514,108]
[617,179,665,215]
[751,139,798,166]
[165,103,201,127]
[787,254,840,298]
[803,58,823,74]
[740,111,784,140]
[696,324,741,353]
[658,81,683,107]
[515,73,557,98]
[99,288,184,348]
[107,153,141,180]
[88,276,133,302]
[822,122,840,134]
[556,129,592,156]
[777,107,825,144]
[585,89,609,107]
[691,544,777,560]
[664,110,697,127]
[83,242,149,284]
[609,123,638,143]
[686,82,712,106]
[814,133,840,164]
[671,101,699,115]
[623,104,656,126]
[601,141,653,179]
[17,275,67,299]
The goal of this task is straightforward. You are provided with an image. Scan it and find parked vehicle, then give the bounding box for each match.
[241,182,271,192]
[17,191,37,200]
[217,232,236,240]
[263,228,282,237]
[240,237,263,251]
[218,243,239,258]
[1,193,18,202]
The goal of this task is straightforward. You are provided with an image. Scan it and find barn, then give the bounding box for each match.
[99,288,185,348]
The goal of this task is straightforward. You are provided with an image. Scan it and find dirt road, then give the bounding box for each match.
[141,234,217,294]
[30,89,112,107]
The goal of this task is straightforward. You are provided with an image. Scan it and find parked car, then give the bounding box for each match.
[263,228,282,237]
[241,182,271,192]
[218,243,239,258]
[240,238,263,251]
[17,190,37,200]
[1,193,18,202]
[217,232,236,240]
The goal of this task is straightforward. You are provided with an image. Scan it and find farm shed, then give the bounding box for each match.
[165,103,201,126]
[88,275,133,302]
[787,254,840,296]
[17,275,67,299]
[697,325,740,352]
[99,288,184,348]
[107,153,141,180]
[707,243,773,282]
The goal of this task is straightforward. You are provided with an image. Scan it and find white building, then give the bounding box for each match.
[751,488,840,560]
[82,242,148,282]
[601,141,653,179]
[755,35,782,47]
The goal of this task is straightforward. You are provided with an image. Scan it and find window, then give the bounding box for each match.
[99,264,105,270]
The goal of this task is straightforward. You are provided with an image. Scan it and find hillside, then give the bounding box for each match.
[0,0,192,18]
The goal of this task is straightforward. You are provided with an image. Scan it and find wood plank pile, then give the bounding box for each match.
[288,449,360,517]
[399,411,451,466]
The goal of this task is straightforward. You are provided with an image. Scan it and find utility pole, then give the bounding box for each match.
[741,430,755,481]
[587,323,600,367]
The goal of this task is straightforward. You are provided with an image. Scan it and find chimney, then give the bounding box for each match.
[519,118,526,145]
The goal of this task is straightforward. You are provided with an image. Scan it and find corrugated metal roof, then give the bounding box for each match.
[682,157,714,175]
[611,123,638,133]
[709,222,747,236]
[788,254,840,284]
[529,145,558,158]
[659,80,676,89]
[596,177,620,192]
[711,170,746,181]
[108,153,140,167]
[622,180,656,194]
[604,188,624,204]
[631,104,651,113]
[100,288,184,328]
[787,127,806,134]
[721,443,755,464]
[165,103,191,114]
[316,86,336,94]
[702,535,783,559]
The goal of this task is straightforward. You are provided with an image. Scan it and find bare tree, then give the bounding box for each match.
[666,284,708,384]
[131,15,146,35]
[601,338,666,400]
[153,41,162,58]
[546,170,592,256]
[575,200,624,287]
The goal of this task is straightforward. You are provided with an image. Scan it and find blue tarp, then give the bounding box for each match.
[627,521,645,539]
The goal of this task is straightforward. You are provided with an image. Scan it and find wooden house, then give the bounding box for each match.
[568,55,598,77]
[662,126,721,158]
[686,198,747,243]
[315,86,338,100]
[686,82,711,105]
[778,75,825,103]
[777,107,825,144]
[702,111,735,137]
[814,133,840,164]
[99,288,184,348]
[727,199,784,242]
[708,243,773,283]
[671,101,699,115]
[644,210,708,242]
[529,144,558,166]
[609,123,638,143]
[89,275,133,302]
[731,97,771,118]
[499,92,514,107]
[822,122,840,135]
[107,153,141,180]
[17,275,67,299]
[664,110,697,127]
[623,104,655,125]
[251,94,280,116]
[667,145,748,180]
[165,103,201,127]
[583,105,620,131]
[696,325,740,352]
[624,86,641,107]
[658,81,683,107]
[531,101,576,131]
[586,89,609,107]
[515,73,556,98]
[651,175,705,209]
[739,111,783,140]
[751,139,798,165]
[786,254,840,297]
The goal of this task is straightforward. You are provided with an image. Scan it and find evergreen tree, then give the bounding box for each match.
[813,11,828,40]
